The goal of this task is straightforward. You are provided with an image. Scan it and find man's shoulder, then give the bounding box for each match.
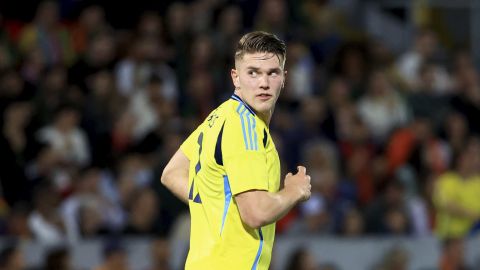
[209,98,245,124]
[219,98,242,115]
[204,98,261,134]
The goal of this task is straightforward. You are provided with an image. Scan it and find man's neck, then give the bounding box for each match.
[257,110,272,126]
[233,91,272,125]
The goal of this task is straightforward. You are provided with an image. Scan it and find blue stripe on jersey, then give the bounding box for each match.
[246,111,253,150]
[237,104,249,150]
[231,94,255,116]
[220,175,232,235]
[231,94,242,102]
[251,228,264,270]
[188,181,194,200]
[195,162,201,174]
[244,112,258,151]
[252,116,258,150]
[193,193,202,203]
[195,132,203,174]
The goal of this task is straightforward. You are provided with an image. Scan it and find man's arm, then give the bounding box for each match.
[235,166,311,229]
[161,149,190,204]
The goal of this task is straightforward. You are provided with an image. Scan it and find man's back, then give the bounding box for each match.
[180,95,280,269]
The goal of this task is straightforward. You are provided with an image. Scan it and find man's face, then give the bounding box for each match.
[231,52,286,117]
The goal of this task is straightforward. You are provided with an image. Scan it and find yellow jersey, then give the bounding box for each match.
[180,94,281,270]
[433,172,480,238]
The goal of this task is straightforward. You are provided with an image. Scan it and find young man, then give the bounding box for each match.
[161,31,311,270]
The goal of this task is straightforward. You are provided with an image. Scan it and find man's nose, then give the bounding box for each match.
[259,74,269,89]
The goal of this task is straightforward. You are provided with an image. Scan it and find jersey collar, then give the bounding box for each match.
[231,94,256,116]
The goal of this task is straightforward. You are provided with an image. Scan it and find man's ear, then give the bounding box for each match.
[231,68,240,88]
[282,70,287,88]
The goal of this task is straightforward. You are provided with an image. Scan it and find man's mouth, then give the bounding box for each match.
[257,93,272,100]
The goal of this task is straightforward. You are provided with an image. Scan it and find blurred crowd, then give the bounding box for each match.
[0,0,480,269]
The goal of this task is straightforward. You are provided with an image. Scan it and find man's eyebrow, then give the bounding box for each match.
[267,67,282,73]
[245,67,282,72]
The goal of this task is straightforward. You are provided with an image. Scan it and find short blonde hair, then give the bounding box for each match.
[235,31,286,66]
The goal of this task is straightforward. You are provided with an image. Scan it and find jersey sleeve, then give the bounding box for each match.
[180,125,202,161]
[222,109,268,196]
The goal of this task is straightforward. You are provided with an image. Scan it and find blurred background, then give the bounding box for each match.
[0,0,480,269]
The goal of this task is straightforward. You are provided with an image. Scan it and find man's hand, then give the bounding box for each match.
[235,165,312,228]
[284,166,311,202]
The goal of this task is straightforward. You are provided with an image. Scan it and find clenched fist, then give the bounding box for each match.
[284,165,311,202]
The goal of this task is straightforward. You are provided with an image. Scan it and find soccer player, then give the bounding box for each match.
[161,31,311,270]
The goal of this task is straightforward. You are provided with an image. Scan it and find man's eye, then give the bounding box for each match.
[248,71,257,77]
[269,72,278,76]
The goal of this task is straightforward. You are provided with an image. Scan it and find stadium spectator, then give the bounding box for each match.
[115,35,178,101]
[81,69,122,167]
[365,180,411,235]
[0,13,18,70]
[284,41,316,101]
[433,138,480,239]
[407,61,451,130]
[339,206,365,237]
[44,247,71,270]
[439,237,470,270]
[285,247,319,270]
[37,104,90,167]
[149,238,171,270]
[374,245,409,270]
[94,240,129,270]
[450,65,480,135]
[34,65,69,124]
[396,28,451,93]
[69,30,116,93]
[443,112,469,159]
[60,167,119,243]
[28,182,65,245]
[123,188,160,235]
[5,204,31,239]
[0,100,35,207]
[212,5,244,69]
[18,1,75,67]
[0,242,25,270]
[70,4,109,55]
[357,69,409,143]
